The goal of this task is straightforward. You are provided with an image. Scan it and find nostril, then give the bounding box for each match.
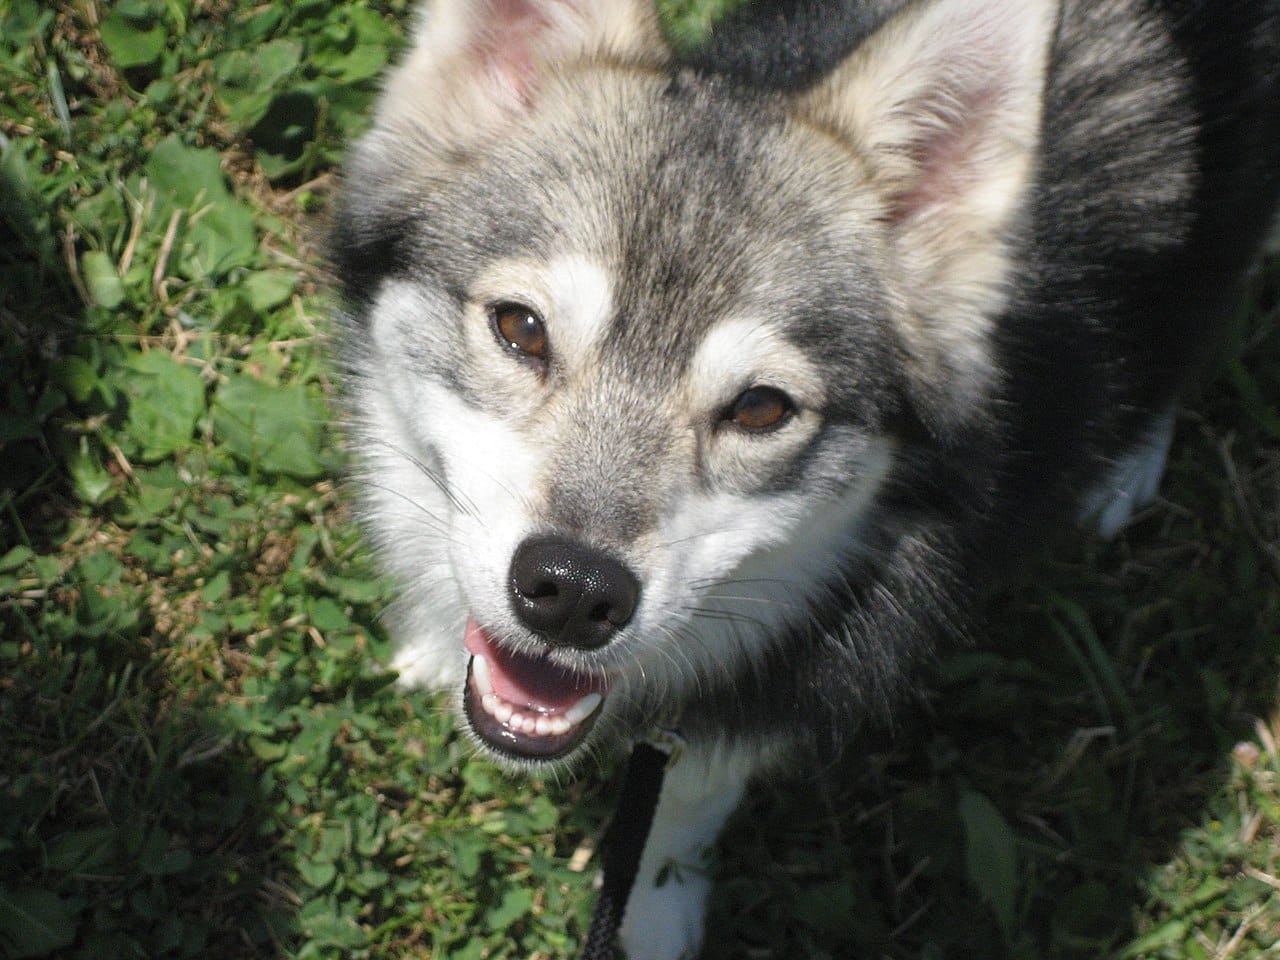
[521,579,558,601]
[508,535,640,649]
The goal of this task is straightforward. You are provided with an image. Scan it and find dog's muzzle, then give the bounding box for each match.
[462,536,640,761]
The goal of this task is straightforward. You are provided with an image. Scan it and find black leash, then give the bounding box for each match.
[580,737,679,959]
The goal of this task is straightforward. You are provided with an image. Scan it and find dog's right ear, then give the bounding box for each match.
[374,0,666,143]
[334,0,665,307]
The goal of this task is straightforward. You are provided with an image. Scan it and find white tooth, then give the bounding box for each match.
[564,692,602,726]
[549,716,570,736]
[508,711,524,730]
[535,716,552,736]
[522,716,539,735]
[471,655,493,697]
[495,700,513,723]
[481,693,499,717]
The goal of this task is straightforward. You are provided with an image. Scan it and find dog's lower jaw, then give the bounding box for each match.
[462,659,606,763]
[617,739,769,960]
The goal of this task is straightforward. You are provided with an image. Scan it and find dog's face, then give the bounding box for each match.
[337,0,1057,767]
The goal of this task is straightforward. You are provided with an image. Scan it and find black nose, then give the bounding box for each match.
[508,536,640,649]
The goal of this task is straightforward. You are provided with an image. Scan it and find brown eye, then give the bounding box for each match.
[492,302,547,361]
[726,386,794,432]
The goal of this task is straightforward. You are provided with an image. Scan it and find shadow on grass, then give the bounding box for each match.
[0,151,295,959]
[0,135,84,553]
[0,635,293,958]
[709,571,1279,959]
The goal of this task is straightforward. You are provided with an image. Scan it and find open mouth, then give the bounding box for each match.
[462,618,609,761]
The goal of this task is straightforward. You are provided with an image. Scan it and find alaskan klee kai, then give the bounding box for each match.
[333,0,1280,956]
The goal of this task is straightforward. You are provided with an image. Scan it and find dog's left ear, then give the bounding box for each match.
[375,0,666,145]
[799,0,1059,422]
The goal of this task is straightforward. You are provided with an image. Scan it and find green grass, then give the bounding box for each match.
[1,2,1278,958]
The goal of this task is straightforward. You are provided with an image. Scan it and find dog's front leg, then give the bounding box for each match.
[616,740,767,960]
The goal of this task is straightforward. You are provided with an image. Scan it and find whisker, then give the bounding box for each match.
[465,460,539,522]
[359,479,453,533]
[683,606,770,632]
[692,592,806,612]
[358,435,480,518]
[654,525,764,550]
[688,575,793,590]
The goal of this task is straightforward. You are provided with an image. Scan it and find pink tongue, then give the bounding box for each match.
[465,618,607,713]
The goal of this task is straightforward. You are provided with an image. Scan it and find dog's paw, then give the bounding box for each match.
[617,863,711,960]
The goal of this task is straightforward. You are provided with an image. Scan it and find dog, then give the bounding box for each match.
[332,0,1280,956]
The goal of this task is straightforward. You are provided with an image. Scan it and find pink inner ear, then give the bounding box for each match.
[887,79,1008,224]
[470,0,558,108]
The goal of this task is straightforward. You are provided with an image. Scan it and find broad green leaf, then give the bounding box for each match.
[99,7,165,69]
[309,596,350,633]
[345,7,400,46]
[248,735,288,762]
[213,373,325,478]
[449,941,487,960]
[525,795,559,833]
[958,788,1018,938]
[317,825,347,862]
[0,887,78,958]
[0,2,55,48]
[201,570,231,603]
[0,546,34,574]
[144,136,257,276]
[135,828,170,874]
[297,859,337,889]
[69,437,115,505]
[452,833,485,880]
[52,355,106,405]
[214,39,304,127]
[145,136,227,209]
[353,815,386,858]
[122,351,206,460]
[0,138,50,251]
[239,5,285,42]
[218,39,302,92]
[243,269,297,312]
[183,202,259,277]
[1120,919,1189,958]
[487,888,533,932]
[82,250,125,308]
[302,911,365,948]
[119,482,180,525]
[318,43,389,84]
[46,828,119,874]
[322,574,391,605]
[348,867,389,893]
[148,847,194,876]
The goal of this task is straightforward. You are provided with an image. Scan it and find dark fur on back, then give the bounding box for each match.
[996,0,1280,540]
